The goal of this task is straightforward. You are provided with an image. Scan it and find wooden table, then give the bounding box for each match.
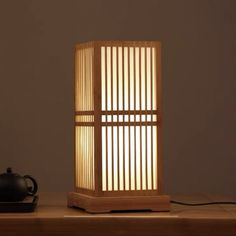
[1,193,236,236]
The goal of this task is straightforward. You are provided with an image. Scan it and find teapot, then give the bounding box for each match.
[0,168,38,202]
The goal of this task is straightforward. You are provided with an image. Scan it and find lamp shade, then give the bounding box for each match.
[68,41,170,213]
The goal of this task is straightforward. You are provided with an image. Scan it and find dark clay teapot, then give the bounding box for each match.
[0,168,38,202]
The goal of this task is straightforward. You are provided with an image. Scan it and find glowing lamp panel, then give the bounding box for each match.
[75,47,95,190]
[101,46,158,192]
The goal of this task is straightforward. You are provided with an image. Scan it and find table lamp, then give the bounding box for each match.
[67,41,170,213]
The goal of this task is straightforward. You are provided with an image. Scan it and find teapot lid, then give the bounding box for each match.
[0,167,20,178]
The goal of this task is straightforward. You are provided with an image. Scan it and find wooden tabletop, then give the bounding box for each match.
[1,193,236,236]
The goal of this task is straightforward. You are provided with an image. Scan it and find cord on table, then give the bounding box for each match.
[171,200,236,206]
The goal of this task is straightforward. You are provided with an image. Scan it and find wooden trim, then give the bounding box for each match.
[156,42,163,194]
[75,187,96,196]
[101,190,159,197]
[74,46,77,191]
[75,122,94,126]
[94,43,102,196]
[76,41,161,49]
[75,121,159,127]
[76,41,95,49]
[75,111,94,115]
[75,110,158,116]
[68,192,170,213]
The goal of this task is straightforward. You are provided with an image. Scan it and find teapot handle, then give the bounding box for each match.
[24,175,38,196]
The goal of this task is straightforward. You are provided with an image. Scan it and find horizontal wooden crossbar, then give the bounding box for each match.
[75,111,94,115]
[75,110,158,116]
[75,121,159,127]
[76,40,160,50]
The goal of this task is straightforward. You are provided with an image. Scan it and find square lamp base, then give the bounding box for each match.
[67,192,170,213]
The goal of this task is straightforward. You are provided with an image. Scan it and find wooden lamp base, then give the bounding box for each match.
[67,192,170,213]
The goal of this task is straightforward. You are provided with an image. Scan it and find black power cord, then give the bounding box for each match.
[171,200,236,206]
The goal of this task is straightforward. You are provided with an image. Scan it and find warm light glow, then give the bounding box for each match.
[75,47,94,190]
[75,42,159,193]
[101,46,157,191]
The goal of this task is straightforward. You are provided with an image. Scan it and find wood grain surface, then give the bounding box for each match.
[0,193,236,236]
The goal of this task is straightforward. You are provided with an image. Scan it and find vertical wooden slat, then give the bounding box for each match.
[85,50,88,189]
[133,47,137,190]
[156,42,163,194]
[84,50,86,188]
[90,126,92,189]
[88,50,90,189]
[78,51,81,188]
[82,50,87,187]
[76,127,79,188]
[87,49,89,189]
[128,47,131,191]
[89,49,91,189]
[105,47,109,191]
[145,47,148,190]
[74,49,77,189]
[78,50,82,188]
[84,51,86,188]
[94,42,102,195]
[80,129,82,188]
[92,127,94,189]
[81,127,83,188]
[90,50,92,190]
[91,48,94,190]
[85,125,87,189]
[150,47,154,190]
[90,49,93,189]
[101,47,106,191]
[86,50,89,189]
[88,49,91,189]
[122,46,125,191]
[139,47,143,190]
[91,47,95,190]
[85,49,89,188]
[90,127,92,189]
[116,47,120,191]
[86,49,89,189]
[80,49,82,113]
[81,50,84,188]
[77,128,79,188]
[102,126,106,191]
[81,49,84,114]
[92,47,94,190]
[88,51,91,189]
[111,47,114,191]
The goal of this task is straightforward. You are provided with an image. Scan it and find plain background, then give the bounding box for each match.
[0,0,235,195]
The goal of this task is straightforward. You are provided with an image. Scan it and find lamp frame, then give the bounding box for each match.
[68,41,170,213]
